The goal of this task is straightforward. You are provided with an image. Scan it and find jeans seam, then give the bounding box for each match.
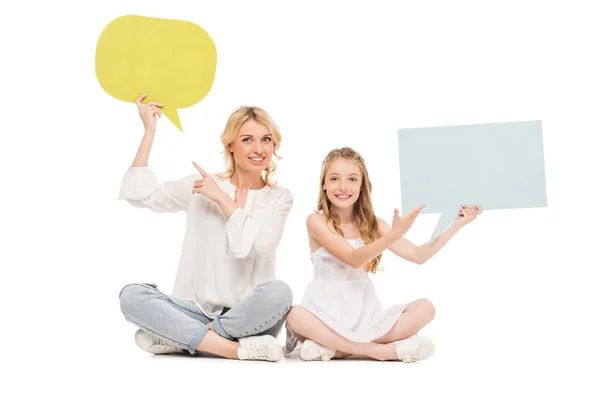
[237,310,285,337]
[188,326,211,354]
[128,283,207,319]
[212,316,233,340]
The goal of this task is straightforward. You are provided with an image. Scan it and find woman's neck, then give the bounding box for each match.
[230,169,265,190]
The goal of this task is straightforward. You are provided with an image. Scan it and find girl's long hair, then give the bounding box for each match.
[317,147,382,273]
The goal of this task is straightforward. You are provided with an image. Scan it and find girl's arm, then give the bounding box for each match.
[307,205,425,269]
[378,204,482,264]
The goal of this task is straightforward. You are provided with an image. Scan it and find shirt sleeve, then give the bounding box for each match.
[118,166,196,213]
[225,188,294,259]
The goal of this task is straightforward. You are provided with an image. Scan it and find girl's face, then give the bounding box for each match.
[228,119,275,173]
[323,158,362,210]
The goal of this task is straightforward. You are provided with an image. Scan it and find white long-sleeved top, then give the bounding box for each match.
[118,166,294,317]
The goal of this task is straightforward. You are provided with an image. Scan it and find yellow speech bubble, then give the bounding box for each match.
[95,15,217,132]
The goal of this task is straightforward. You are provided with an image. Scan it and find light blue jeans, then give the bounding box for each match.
[119,280,293,354]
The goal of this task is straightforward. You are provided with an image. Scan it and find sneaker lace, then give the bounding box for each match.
[152,338,175,350]
[243,347,270,361]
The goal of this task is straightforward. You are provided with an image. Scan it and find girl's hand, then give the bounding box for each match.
[390,204,426,240]
[456,204,483,227]
[136,93,163,133]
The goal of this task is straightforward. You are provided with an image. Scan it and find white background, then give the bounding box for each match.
[1,1,599,399]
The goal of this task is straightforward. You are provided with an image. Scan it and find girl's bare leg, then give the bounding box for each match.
[285,306,397,361]
[373,299,436,344]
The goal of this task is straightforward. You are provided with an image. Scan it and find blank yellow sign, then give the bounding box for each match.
[95,15,217,132]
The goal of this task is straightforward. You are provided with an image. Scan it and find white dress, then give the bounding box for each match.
[300,237,407,343]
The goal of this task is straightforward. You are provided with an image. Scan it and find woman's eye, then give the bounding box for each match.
[243,138,251,143]
[263,137,272,142]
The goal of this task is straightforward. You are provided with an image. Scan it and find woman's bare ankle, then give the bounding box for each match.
[195,330,240,359]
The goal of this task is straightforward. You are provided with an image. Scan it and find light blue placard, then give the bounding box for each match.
[397,120,547,241]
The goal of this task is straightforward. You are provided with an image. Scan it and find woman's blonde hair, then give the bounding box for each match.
[317,147,382,273]
[216,106,282,187]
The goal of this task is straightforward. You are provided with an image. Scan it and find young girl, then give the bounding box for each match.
[285,147,482,361]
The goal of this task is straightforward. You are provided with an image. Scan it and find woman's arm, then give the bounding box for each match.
[224,189,294,259]
[118,168,196,213]
[132,93,163,167]
[118,94,195,212]
[131,131,155,167]
[378,204,482,264]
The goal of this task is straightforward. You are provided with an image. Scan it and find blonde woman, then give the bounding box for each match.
[118,94,294,362]
[285,147,482,362]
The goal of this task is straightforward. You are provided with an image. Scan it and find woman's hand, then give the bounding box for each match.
[455,204,483,227]
[136,93,163,133]
[191,161,227,204]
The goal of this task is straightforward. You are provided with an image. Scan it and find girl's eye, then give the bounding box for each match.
[330,177,337,181]
[263,137,272,142]
[350,178,357,182]
[243,138,251,143]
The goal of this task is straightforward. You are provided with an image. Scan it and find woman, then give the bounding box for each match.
[118,94,294,362]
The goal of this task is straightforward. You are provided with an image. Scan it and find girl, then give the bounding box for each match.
[285,147,482,361]
[118,94,294,362]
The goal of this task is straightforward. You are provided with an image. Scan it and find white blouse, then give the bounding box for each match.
[118,166,294,318]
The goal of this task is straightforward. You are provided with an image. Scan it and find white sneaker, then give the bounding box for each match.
[395,335,435,362]
[134,329,185,355]
[300,339,336,361]
[237,335,284,362]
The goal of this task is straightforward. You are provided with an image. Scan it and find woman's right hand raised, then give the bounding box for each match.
[389,204,426,241]
[136,94,163,133]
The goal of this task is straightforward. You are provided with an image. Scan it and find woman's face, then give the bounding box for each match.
[228,119,275,173]
[323,158,362,210]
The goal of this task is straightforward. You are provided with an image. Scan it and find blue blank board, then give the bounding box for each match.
[397,120,547,241]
